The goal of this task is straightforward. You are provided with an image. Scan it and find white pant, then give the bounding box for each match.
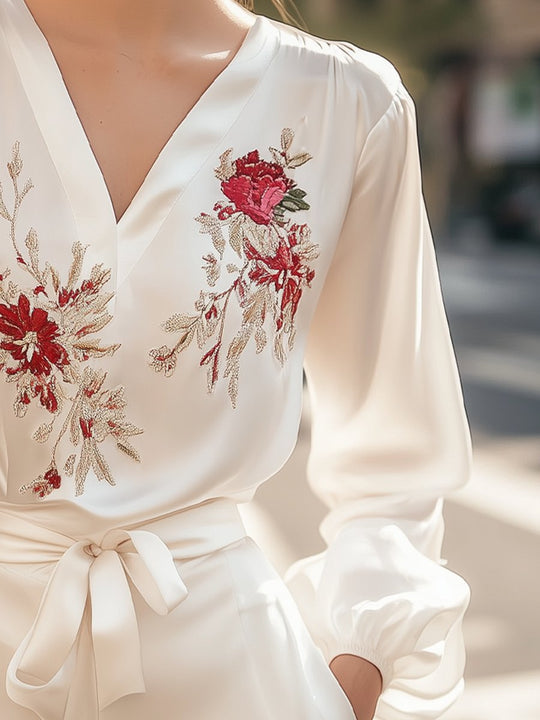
[0,501,355,719]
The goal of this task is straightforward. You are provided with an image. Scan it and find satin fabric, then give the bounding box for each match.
[0,0,472,717]
[0,509,357,720]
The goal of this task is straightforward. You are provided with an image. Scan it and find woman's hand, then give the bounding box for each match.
[329,654,382,720]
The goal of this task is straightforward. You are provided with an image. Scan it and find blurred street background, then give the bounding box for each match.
[242,2,540,719]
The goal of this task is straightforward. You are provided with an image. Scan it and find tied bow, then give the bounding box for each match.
[8,528,188,715]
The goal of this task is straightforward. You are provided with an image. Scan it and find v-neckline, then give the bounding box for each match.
[4,0,271,232]
[1,0,280,295]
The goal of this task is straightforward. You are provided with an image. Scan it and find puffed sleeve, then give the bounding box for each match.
[284,80,473,719]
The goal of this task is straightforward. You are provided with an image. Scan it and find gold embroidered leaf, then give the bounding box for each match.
[228,216,244,257]
[202,253,221,287]
[75,446,91,496]
[200,342,221,393]
[24,227,38,251]
[288,326,297,351]
[224,326,252,408]
[13,392,29,418]
[72,340,120,358]
[203,359,218,394]
[117,422,144,438]
[89,264,112,288]
[70,409,82,446]
[274,333,286,366]
[286,152,312,169]
[214,148,235,181]
[211,228,226,257]
[195,321,206,350]
[33,422,54,444]
[281,128,294,152]
[84,367,108,395]
[227,369,239,409]
[269,147,284,166]
[227,263,240,274]
[161,313,199,333]
[299,243,319,263]
[225,326,251,370]
[91,445,115,486]
[105,385,127,409]
[64,454,76,476]
[116,440,141,463]
[49,264,60,293]
[20,178,33,200]
[19,475,45,496]
[242,286,267,325]
[196,306,220,349]
[7,142,22,180]
[24,228,40,276]
[61,364,80,386]
[67,242,87,290]
[75,312,112,338]
[196,213,226,257]
[253,222,273,253]
[0,184,10,221]
[87,291,115,316]
[7,281,18,300]
[254,327,267,353]
[194,290,207,312]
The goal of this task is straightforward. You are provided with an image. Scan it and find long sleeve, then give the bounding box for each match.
[284,81,473,719]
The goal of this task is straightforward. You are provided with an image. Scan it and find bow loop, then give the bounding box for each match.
[118,530,188,615]
[7,528,189,717]
[17,541,92,683]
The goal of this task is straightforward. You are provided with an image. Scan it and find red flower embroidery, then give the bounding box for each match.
[246,225,317,331]
[221,150,294,225]
[150,128,319,407]
[0,294,68,377]
[0,142,143,498]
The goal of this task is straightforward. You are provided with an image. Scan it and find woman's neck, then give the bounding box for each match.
[22,0,253,52]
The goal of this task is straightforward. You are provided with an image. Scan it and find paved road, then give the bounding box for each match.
[437,246,540,719]
[240,245,540,720]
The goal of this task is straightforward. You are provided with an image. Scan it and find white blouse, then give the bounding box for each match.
[0,1,472,718]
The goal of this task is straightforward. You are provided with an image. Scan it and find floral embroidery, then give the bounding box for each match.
[0,142,142,498]
[149,128,319,407]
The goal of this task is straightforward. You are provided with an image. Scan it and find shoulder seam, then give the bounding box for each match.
[354,82,409,174]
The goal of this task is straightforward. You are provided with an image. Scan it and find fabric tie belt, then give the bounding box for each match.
[0,499,247,720]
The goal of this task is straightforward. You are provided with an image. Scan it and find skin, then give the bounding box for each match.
[330,654,382,720]
[22,0,383,715]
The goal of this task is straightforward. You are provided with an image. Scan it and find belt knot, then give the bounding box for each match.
[83,542,102,557]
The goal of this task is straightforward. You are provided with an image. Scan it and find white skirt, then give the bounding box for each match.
[0,502,356,720]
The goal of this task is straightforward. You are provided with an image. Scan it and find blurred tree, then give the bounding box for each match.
[257,0,485,86]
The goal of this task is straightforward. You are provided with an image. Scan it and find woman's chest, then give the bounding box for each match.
[0,15,357,422]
